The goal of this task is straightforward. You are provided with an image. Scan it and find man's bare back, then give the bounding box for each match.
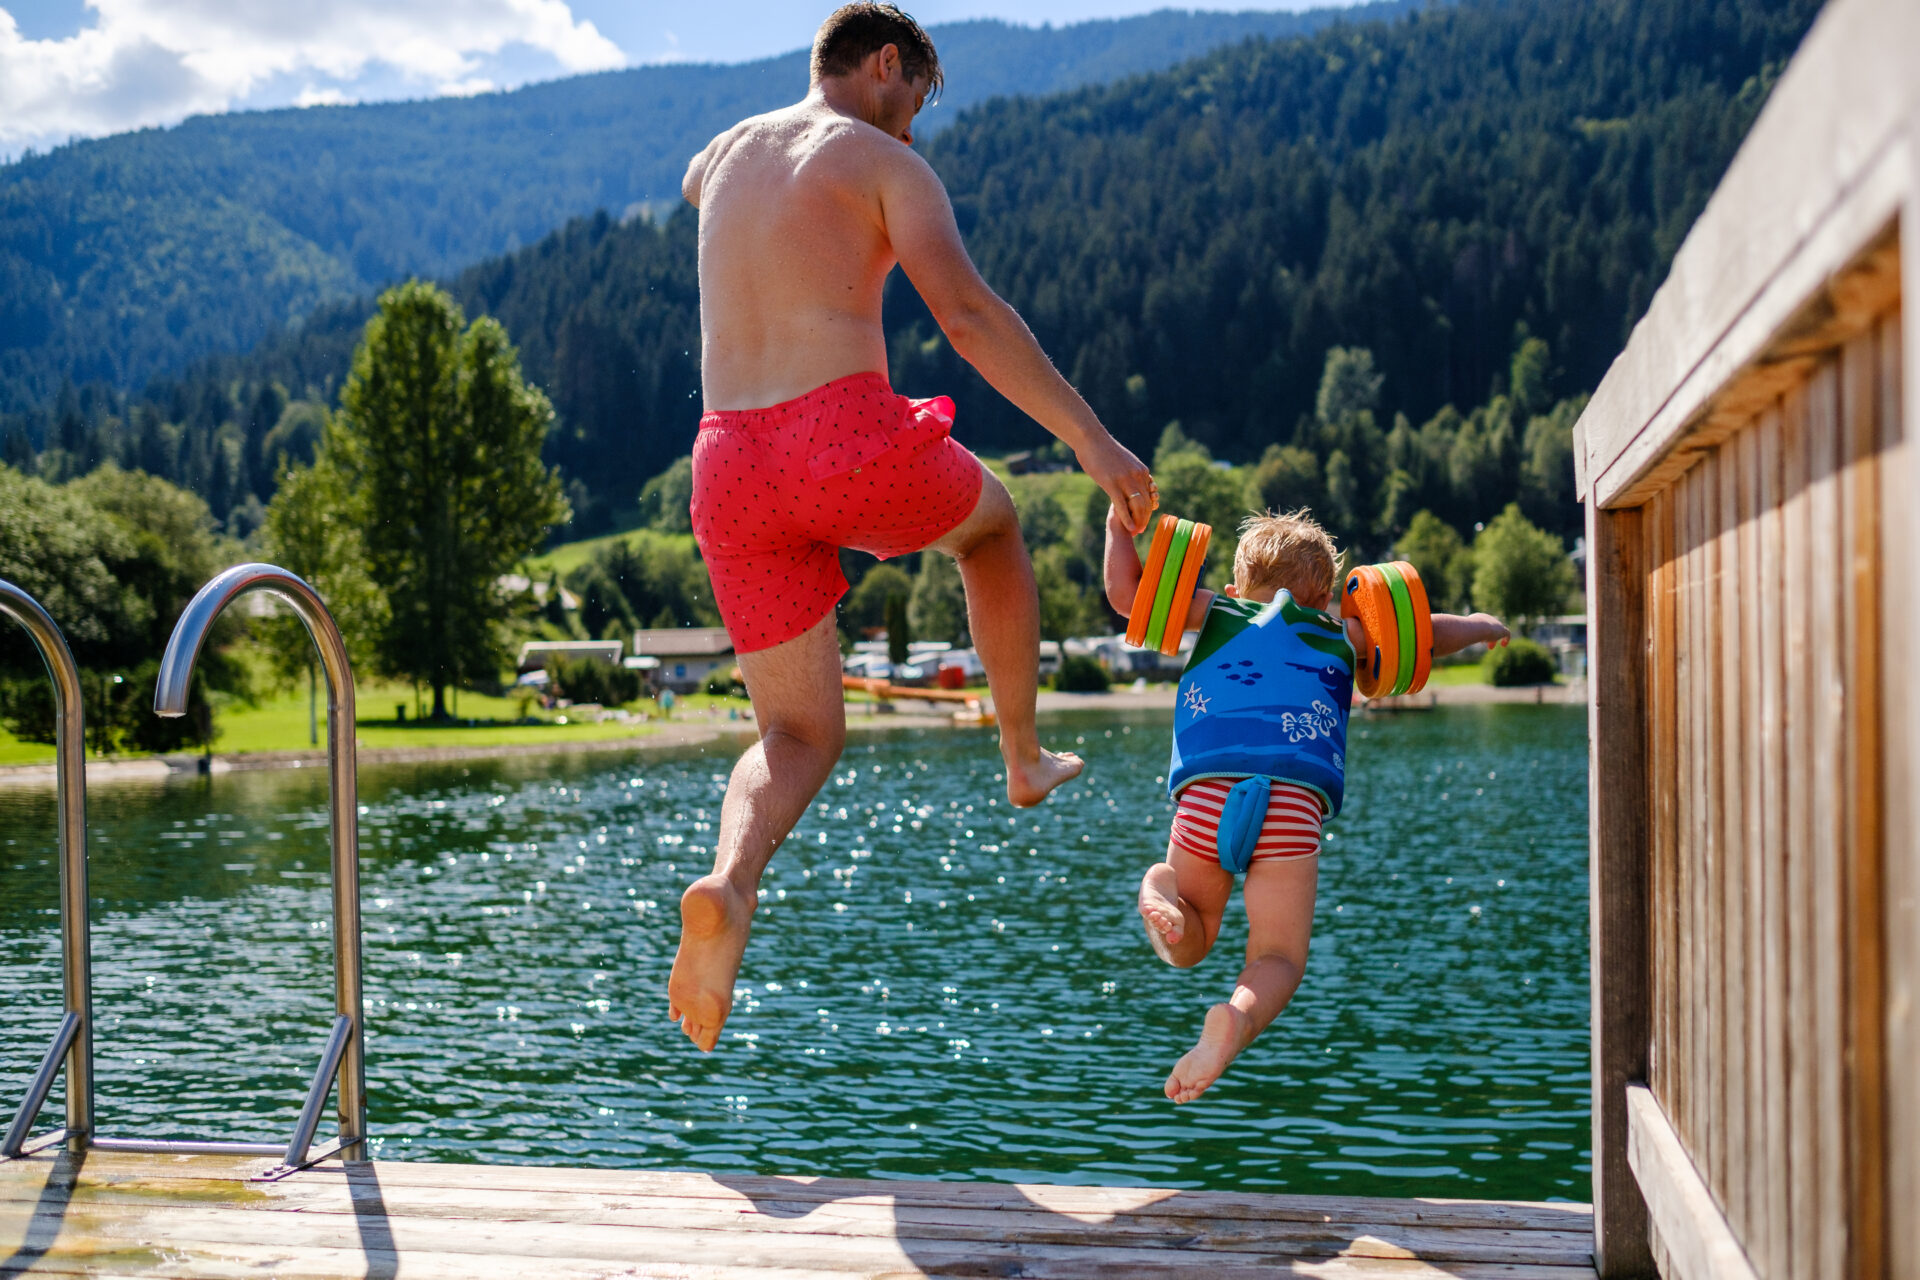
[689,103,910,412]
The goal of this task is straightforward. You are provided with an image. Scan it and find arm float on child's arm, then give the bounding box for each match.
[1124,514,1213,656]
[1341,560,1434,697]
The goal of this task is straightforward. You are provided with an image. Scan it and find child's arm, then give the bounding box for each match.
[1343,611,1509,660]
[1104,505,1213,632]
[1432,612,1509,656]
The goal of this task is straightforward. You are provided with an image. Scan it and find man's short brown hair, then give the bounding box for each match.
[1234,510,1341,605]
[812,4,943,103]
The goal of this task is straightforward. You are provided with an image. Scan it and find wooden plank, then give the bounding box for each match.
[1877,302,1914,1280]
[0,1179,1598,1264]
[1672,467,1696,1157]
[1805,358,1849,1280]
[1585,173,1911,509]
[1732,422,1767,1275]
[1583,501,1653,1279]
[1576,0,1920,504]
[1714,439,1746,1245]
[1780,380,1817,1280]
[4,1239,874,1280]
[1642,490,1665,1109]
[0,1240,1593,1280]
[1753,406,1791,1278]
[1650,487,1679,1117]
[0,1198,1601,1280]
[1839,322,1887,1280]
[1623,1088,1759,1280]
[1686,463,1709,1169]
[0,1156,1594,1232]
[1696,452,1724,1207]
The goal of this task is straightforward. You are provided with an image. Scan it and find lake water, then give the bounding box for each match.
[1,704,1590,1201]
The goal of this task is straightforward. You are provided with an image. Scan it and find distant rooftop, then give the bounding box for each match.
[633,628,734,658]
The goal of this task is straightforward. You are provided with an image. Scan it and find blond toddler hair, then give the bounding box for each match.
[1233,509,1340,605]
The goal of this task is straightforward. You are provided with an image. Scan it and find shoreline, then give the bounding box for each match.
[0,679,1586,788]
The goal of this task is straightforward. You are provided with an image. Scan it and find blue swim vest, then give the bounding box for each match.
[1167,592,1356,818]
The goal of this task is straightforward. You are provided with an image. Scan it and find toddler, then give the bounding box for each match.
[1104,507,1510,1102]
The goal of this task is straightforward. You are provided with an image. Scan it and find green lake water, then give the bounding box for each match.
[1,704,1591,1200]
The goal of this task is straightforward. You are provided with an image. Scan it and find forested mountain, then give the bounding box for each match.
[4,0,1822,551]
[0,5,1408,416]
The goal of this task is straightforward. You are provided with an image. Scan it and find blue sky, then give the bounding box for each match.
[0,1,1346,158]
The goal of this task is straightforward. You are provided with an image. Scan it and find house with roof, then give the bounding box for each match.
[633,627,735,693]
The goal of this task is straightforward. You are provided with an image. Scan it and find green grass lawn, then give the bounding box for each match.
[0,733,54,766]
[1426,662,1493,687]
[524,528,699,580]
[0,671,757,767]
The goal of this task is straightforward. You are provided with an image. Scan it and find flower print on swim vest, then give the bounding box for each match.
[1279,700,1339,745]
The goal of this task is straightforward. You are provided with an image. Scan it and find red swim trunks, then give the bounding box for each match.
[691,373,983,654]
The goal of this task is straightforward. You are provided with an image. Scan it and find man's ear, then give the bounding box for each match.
[875,42,901,81]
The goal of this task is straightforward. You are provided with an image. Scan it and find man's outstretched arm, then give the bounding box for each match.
[880,150,1156,533]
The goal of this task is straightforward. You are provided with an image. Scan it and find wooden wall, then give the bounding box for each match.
[1633,310,1902,1279]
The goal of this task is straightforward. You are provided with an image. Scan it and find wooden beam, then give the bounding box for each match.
[1584,502,1653,1279]
[1884,171,1919,1280]
[1574,0,1920,504]
[1624,1087,1758,1280]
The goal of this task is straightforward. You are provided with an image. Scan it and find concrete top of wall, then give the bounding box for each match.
[1574,0,1917,510]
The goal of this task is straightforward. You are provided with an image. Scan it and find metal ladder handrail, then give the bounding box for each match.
[2,565,368,1176]
[0,580,94,1159]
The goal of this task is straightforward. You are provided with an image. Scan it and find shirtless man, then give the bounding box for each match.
[668,2,1156,1052]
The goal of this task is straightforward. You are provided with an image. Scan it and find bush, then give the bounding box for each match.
[1483,638,1557,687]
[549,654,641,705]
[704,669,738,697]
[1052,654,1111,692]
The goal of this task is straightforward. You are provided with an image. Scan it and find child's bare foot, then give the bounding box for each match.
[1005,748,1083,807]
[1138,862,1185,958]
[1165,1003,1251,1103]
[667,874,753,1052]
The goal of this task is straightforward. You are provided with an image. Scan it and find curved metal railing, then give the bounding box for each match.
[2,564,367,1175]
[0,580,94,1158]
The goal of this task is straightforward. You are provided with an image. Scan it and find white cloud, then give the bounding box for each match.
[294,84,350,107]
[0,0,626,154]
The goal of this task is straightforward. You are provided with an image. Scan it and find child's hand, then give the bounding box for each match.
[1472,614,1511,648]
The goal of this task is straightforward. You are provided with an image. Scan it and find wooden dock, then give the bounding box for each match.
[0,1149,1596,1279]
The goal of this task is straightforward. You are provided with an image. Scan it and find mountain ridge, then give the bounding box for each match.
[0,3,1414,414]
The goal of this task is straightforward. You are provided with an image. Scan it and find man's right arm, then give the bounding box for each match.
[880,148,1156,534]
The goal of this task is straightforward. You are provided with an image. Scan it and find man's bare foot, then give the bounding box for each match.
[1165,1003,1251,1104]
[667,874,753,1052]
[1006,748,1083,807]
[1138,862,1186,959]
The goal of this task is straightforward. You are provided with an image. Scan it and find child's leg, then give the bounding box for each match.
[1138,841,1231,968]
[1165,853,1317,1103]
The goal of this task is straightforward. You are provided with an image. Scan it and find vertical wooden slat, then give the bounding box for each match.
[1673,467,1696,1156]
[1735,421,1768,1275]
[1681,462,1697,1159]
[1840,323,1886,1280]
[1878,306,1913,1280]
[1781,381,1816,1280]
[1805,359,1848,1280]
[1756,403,1790,1278]
[1697,460,1712,1174]
[1715,439,1746,1241]
[1587,500,1654,1279]
[1650,486,1678,1117]
[1697,451,1724,1204]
